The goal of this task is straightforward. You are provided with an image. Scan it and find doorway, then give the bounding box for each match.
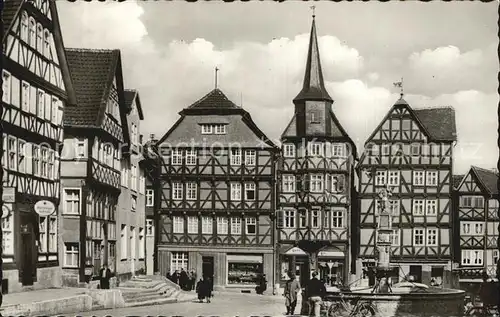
[409,265,423,283]
[202,256,214,280]
[19,214,36,286]
[295,260,309,287]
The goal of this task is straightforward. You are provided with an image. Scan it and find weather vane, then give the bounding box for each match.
[215,67,219,89]
[310,5,316,18]
[393,77,404,99]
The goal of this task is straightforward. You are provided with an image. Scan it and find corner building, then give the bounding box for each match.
[156,88,279,291]
[276,16,357,289]
[355,97,457,288]
[2,0,73,292]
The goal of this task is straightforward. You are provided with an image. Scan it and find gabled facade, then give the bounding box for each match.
[276,16,357,288]
[60,48,130,286]
[355,97,457,288]
[453,166,499,287]
[156,88,279,291]
[115,90,147,281]
[1,0,74,292]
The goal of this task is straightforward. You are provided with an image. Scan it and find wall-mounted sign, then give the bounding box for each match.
[34,200,56,217]
[2,187,15,203]
[1,204,11,219]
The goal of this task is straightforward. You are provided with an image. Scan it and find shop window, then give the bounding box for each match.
[227,254,263,285]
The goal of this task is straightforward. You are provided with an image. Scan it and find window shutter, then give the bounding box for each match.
[276,210,284,229]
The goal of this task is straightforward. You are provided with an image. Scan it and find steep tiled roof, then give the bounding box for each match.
[2,0,23,42]
[472,166,498,195]
[293,17,332,103]
[187,89,240,109]
[124,89,144,120]
[452,175,464,189]
[413,107,457,141]
[64,48,118,126]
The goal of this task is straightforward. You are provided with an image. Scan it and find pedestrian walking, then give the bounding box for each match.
[284,271,301,315]
[99,264,112,289]
[180,268,189,290]
[305,271,326,317]
[255,273,267,295]
[204,276,213,303]
[190,270,197,291]
[196,278,205,303]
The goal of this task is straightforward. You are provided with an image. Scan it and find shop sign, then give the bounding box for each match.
[34,200,56,216]
[285,247,307,256]
[318,250,345,257]
[1,204,11,219]
[2,187,15,203]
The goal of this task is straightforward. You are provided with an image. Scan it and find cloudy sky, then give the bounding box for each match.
[57,1,498,175]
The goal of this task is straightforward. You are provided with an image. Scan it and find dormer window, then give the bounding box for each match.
[201,124,213,134]
[310,110,321,123]
[214,124,226,134]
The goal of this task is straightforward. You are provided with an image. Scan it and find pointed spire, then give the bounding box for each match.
[293,14,333,103]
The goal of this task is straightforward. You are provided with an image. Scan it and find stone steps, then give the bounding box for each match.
[118,276,189,307]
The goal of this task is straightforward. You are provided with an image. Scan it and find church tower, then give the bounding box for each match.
[277,13,357,291]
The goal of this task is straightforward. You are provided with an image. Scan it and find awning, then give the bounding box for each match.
[227,254,263,264]
[284,247,308,256]
[318,247,345,258]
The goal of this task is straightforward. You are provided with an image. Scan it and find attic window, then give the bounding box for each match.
[201,124,226,135]
[310,110,321,124]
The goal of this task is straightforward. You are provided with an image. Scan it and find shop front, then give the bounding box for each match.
[280,246,310,287]
[227,254,263,286]
[317,248,347,286]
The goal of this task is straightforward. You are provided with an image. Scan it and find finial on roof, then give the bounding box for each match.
[310,5,316,19]
[393,77,404,99]
[215,67,220,89]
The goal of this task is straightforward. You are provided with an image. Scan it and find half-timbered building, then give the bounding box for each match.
[277,16,357,289]
[143,134,159,275]
[156,88,279,291]
[115,89,147,281]
[2,0,74,292]
[60,48,130,286]
[453,166,499,292]
[355,97,457,288]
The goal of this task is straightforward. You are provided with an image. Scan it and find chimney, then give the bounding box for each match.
[150,133,155,140]
[139,134,143,144]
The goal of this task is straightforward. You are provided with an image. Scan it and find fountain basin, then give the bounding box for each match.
[318,287,465,317]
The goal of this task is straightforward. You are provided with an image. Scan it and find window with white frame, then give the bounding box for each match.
[461,250,483,266]
[187,216,198,234]
[283,144,295,158]
[64,243,79,267]
[461,222,471,235]
[120,225,127,259]
[426,200,437,216]
[474,222,484,235]
[391,229,401,246]
[375,171,387,186]
[51,96,58,123]
[299,209,307,228]
[413,228,425,246]
[245,183,256,200]
[36,23,43,52]
[283,210,296,228]
[21,13,28,42]
[310,174,323,193]
[332,144,344,157]
[413,199,425,216]
[331,209,344,228]
[29,17,36,47]
[282,175,295,193]
[171,252,188,272]
[172,182,183,200]
[2,215,13,255]
[2,71,11,104]
[138,228,145,259]
[473,250,483,265]
[40,147,48,178]
[493,250,499,264]
[388,171,400,186]
[32,145,40,176]
[246,218,257,235]
[202,217,213,234]
[186,182,197,200]
[231,149,242,165]
[331,176,344,193]
[311,209,320,228]
[173,216,184,234]
[427,228,438,246]
[245,150,256,166]
[131,195,137,211]
[131,164,138,191]
[388,200,400,216]
[201,124,213,134]
[413,171,425,186]
[231,183,241,200]
[230,217,241,235]
[43,29,51,58]
[21,81,30,111]
[426,171,438,186]
[7,136,17,171]
[410,144,420,156]
[308,142,323,157]
[146,219,154,236]
[64,189,80,214]
[39,217,47,253]
[214,124,226,134]
[75,139,85,158]
[185,149,196,166]
[217,217,228,234]
[48,217,57,252]
[146,189,154,207]
[37,89,45,119]
[171,149,182,165]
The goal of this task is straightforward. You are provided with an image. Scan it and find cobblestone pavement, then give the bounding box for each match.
[75,292,299,317]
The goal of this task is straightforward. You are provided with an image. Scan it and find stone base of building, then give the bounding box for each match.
[157,245,274,292]
[3,266,62,294]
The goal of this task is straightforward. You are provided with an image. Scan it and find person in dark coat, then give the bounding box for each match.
[204,276,213,303]
[179,268,189,290]
[196,278,205,302]
[99,264,112,289]
[166,272,172,281]
[190,270,197,291]
[284,271,301,315]
[171,270,179,285]
[255,274,267,295]
[305,272,326,317]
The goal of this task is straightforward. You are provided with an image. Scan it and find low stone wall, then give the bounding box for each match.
[85,289,125,309]
[2,294,92,316]
[302,288,465,317]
